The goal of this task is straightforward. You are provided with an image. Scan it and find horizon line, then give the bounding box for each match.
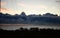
[0,12,60,16]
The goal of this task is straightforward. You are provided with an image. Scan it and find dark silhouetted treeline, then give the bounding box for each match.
[0,12,60,26]
[0,28,60,38]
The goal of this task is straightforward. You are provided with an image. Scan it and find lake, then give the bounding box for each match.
[0,24,60,30]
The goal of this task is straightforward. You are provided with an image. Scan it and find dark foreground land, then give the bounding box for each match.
[0,28,60,38]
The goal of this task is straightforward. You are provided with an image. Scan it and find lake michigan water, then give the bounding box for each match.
[0,24,60,30]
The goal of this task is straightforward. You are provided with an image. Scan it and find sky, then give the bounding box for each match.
[0,0,60,15]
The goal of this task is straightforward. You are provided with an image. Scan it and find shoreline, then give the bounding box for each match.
[0,24,60,30]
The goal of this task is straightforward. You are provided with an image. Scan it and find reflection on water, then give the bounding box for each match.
[0,24,60,30]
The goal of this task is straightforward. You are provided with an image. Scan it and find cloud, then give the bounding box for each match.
[0,2,6,6]
[17,3,47,9]
[0,8,22,15]
[0,8,10,13]
[0,8,17,15]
